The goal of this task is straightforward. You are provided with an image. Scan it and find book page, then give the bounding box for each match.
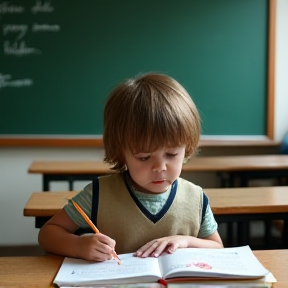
[168,283,272,288]
[54,253,162,286]
[158,246,269,279]
[60,284,165,288]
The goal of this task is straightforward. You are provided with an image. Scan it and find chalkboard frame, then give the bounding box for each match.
[0,0,276,147]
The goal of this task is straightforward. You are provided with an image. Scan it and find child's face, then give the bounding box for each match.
[123,146,185,194]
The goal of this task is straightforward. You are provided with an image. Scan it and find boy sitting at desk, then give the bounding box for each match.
[38,73,223,261]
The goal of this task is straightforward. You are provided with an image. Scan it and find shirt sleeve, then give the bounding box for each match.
[64,182,93,228]
[198,204,218,238]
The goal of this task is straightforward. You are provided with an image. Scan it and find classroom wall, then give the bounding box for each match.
[0,0,288,247]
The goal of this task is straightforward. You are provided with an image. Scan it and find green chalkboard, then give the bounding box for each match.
[0,0,269,137]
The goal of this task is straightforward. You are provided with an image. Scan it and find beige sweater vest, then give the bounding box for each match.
[96,173,203,254]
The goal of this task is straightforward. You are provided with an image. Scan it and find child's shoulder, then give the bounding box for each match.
[80,173,123,194]
[98,172,124,182]
[98,173,127,189]
[177,177,203,193]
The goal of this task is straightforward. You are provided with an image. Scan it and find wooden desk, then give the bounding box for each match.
[23,186,288,249]
[183,154,288,187]
[1,250,288,288]
[28,160,112,191]
[28,155,288,190]
[0,254,63,288]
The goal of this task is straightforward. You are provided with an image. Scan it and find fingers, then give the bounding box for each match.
[167,241,180,253]
[90,251,115,262]
[78,233,116,262]
[134,237,183,258]
[98,233,116,249]
[134,238,170,258]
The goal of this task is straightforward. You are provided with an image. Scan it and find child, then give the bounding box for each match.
[38,72,223,262]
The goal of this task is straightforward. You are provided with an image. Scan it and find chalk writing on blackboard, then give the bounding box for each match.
[3,24,28,40]
[0,74,33,89]
[0,1,54,14]
[4,41,41,56]
[32,23,60,32]
[1,1,59,87]
[1,1,58,55]
[31,1,54,13]
[0,2,24,14]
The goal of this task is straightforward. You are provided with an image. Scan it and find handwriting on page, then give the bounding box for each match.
[166,250,247,273]
[71,260,149,279]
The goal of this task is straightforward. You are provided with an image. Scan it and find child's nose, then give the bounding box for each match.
[152,160,166,172]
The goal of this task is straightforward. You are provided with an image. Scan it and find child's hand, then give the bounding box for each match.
[133,235,190,258]
[77,233,116,261]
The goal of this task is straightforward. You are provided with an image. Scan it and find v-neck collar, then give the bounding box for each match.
[122,171,178,224]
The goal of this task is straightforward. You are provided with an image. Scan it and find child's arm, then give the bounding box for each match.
[38,208,116,261]
[134,231,223,258]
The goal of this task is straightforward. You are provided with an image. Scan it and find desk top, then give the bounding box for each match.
[183,154,288,172]
[23,186,288,217]
[0,250,287,287]
[0,254,62,288]
[28,160,112,175]
[205,186,288,215]
[28,155,288,174]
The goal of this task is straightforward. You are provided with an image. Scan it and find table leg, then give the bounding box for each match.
[264,220,272,248]
[226,223,234,247]
[283,219,288,248]
[43,175,50,191]
[68,177,74,190]
[237,221,249,246]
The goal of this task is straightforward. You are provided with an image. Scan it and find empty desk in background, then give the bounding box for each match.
[28,161,113,191]
[1,250,288,287]
[23,186,288,249]
[183,154,288,187]
[28,155,288,190]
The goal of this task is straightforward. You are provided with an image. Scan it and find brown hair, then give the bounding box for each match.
[103,73,201,171]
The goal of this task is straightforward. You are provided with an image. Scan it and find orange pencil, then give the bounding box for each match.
[71,199,121,265]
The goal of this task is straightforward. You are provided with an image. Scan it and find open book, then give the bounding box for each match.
[53,246,273,287]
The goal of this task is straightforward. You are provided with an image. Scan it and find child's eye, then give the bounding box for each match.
[166,153,177,157]
[135,156,150,161]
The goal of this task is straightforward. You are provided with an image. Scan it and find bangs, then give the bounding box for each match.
[123,89,197,154]
[126,120,188,153]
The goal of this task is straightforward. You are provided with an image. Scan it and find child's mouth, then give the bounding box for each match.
[152,180,164,184]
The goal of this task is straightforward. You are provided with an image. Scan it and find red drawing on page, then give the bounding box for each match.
[193,262,212,269]
[185,262,212,269]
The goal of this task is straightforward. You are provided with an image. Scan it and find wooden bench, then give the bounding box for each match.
[24,186,288,249]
